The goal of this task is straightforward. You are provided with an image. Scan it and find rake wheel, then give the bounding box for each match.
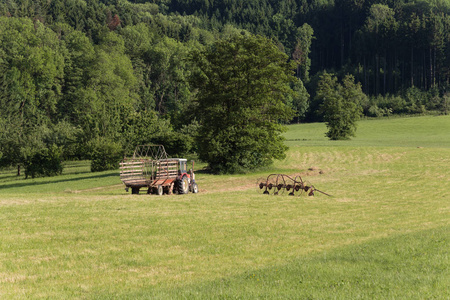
[256,177,268,194]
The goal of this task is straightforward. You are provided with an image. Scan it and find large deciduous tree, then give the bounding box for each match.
[317,72,364,140]
[0,17,68,175]
[191,33,295,174]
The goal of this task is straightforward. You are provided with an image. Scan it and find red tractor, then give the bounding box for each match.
[119,145,198,195]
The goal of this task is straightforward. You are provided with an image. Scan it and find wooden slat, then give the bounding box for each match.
[123,179,148,183]
[120,166,144,171]
[120,175,145,180]
[120,170,144,174]
[120,168,144,172]
[152,178,174,186]
[157,162,177,165]
[120,161,145,166]
[156,173,177,176]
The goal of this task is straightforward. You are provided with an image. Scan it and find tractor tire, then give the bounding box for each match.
[190,182,199,193]
[156,185,164,196]
[178,176,189,194]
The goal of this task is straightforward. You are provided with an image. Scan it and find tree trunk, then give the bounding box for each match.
[340,28,344,68]
[411,47,414,87]
[383,52,387,95]
[430,47,433,89]
[375,54,379,95]
[433,47,436,87]
[363,56,367,94]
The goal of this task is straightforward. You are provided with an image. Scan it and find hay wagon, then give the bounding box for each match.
[119,145,198,195]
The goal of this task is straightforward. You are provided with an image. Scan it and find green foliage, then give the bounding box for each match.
[89,137,123,172]
[318,72,364,140]
[119,110,197,157]
[23,144,64,179]
[288,78,310,122]
[49,121,84,159]
[192,33,295,173]
[0,117,22,168]
[4,0,450,176]
[442,93,450,115]
[0,17,65,125]
[293,23,314,83]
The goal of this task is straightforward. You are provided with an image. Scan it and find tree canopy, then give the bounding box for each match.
[317,73,365,140]
[1,0,450,174]
[192,33,295,173]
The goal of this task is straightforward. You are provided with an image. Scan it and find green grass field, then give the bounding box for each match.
[1,115,449,299]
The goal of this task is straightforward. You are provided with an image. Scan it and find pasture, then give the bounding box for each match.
[0,115,449,299]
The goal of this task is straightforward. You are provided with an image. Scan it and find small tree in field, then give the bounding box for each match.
[191,33,296,173]
[317,72,364,140]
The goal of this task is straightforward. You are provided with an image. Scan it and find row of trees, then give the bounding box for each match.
[168,0,450,95]
[4,0,450,95]
[0,16,199,176]
[1,0,449,176]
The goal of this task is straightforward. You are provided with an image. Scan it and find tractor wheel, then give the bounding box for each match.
[178,176,189,194]
[156,185,163,196]
[190,182,198,193]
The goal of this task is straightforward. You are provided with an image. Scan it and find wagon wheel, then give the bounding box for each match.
[156,185,164,196]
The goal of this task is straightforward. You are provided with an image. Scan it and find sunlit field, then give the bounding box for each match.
[1,115,449,299]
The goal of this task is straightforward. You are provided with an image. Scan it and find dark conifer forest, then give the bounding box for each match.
[1,0,450,174]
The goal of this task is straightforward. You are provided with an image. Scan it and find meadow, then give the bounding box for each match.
[0,115,449,299]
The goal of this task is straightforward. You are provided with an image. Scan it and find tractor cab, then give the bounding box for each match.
[178,159,187,175]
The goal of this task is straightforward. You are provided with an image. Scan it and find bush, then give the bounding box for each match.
[442,93,450,115]
[90,138,123,172]
[160,121,200,157]
[318,73,364,140]
[24,145,64,179]
[367,105,384,117]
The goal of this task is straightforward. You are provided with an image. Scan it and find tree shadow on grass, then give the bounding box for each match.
[0,172,119,191]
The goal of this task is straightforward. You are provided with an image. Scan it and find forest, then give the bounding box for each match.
[1,0,450,175]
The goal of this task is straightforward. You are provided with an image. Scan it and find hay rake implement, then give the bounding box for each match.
[257,174,331,197]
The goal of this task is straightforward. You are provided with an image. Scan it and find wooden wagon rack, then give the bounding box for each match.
[120,158,180,194]
[119,145,197,195]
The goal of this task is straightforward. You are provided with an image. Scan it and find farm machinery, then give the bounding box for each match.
[257,173,331,197]
[119,145,198,195]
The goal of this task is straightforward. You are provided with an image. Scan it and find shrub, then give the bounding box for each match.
[367,105,384,117]
[24,145,64,179]
[442,93,450,115]
[318,73,364,140]
[90,138,123,172]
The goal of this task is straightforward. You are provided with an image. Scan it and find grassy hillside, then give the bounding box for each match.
[0,116,449,298]
[285,115,450,148]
